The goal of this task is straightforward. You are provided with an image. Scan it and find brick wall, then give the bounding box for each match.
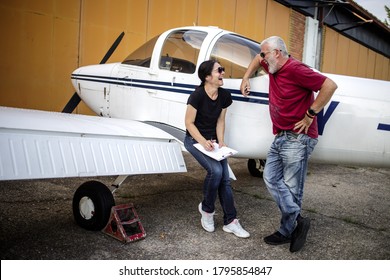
[288,9,306,60]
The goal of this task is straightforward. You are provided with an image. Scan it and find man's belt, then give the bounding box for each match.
[276,130,299,138]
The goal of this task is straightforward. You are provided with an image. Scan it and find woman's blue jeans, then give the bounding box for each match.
[184,135,237,225]
[263,132,318,237]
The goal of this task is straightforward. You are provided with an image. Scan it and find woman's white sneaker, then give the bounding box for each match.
[198,203,215,232]
[223,219,250,238]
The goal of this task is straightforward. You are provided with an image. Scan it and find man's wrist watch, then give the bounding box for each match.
[308,108,317,117]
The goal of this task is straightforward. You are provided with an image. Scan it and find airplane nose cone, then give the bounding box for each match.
[71,67,82,94]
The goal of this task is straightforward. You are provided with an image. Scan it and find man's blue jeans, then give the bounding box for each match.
[263,132,318,237]
[184,135,237,225]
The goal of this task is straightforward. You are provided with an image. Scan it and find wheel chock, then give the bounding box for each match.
[102,203,146,243]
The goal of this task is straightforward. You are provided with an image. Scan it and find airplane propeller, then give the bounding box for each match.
[62,31,125,113]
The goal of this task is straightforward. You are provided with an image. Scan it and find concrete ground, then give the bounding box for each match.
[0,153,389,260]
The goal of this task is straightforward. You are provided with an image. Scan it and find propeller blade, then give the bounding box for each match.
[62,92,82,113]
[62,31,125,113]
[99,31,125,64]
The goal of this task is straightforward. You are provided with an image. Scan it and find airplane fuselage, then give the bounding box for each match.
[71,26,390,168]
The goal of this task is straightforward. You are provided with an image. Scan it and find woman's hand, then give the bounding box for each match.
[218,141,227,148]
[203,139,216,151]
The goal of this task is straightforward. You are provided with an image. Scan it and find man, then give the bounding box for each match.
[240,36,337,252]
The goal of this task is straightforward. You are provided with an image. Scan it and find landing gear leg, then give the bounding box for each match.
[247,159,266,178]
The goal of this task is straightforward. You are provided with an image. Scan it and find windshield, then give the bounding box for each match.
[122,36,158,67]
[121,29,208,74]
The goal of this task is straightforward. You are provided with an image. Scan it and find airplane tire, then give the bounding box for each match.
[72,180,115,231]
[247,159,266,178]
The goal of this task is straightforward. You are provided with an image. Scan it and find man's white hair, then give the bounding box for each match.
[260,36,289,57]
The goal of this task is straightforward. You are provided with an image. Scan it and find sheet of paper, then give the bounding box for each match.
[193,142,238,161]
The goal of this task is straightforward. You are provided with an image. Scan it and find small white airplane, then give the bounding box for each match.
[1,26,389,231]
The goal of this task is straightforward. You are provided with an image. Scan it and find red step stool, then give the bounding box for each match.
[102,203,146,243]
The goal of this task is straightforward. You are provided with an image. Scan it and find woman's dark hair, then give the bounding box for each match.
[198,59,219,87]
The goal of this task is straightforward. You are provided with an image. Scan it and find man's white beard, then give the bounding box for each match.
[267,57,278,74]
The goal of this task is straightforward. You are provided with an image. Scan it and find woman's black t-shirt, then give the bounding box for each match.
[186,86,233,140]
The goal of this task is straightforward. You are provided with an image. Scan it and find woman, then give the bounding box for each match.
[184,60,249,238]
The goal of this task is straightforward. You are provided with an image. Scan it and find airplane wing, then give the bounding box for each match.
[0,106,186,181]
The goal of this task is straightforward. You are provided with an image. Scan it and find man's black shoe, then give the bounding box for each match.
[264,231,291,245]
[290,217,311,252]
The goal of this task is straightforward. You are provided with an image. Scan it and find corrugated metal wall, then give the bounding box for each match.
[322,27,389,79]
[0,0,388,115]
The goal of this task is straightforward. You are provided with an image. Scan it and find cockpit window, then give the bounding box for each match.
[159,30,207,74]
[122,36,158,67]
[210,34,263,79]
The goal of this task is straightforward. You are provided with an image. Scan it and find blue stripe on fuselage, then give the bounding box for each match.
[71,74,269,104]
[378,123,390,131]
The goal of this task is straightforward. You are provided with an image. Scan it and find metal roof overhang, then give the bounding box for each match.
[275,0,390,58]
